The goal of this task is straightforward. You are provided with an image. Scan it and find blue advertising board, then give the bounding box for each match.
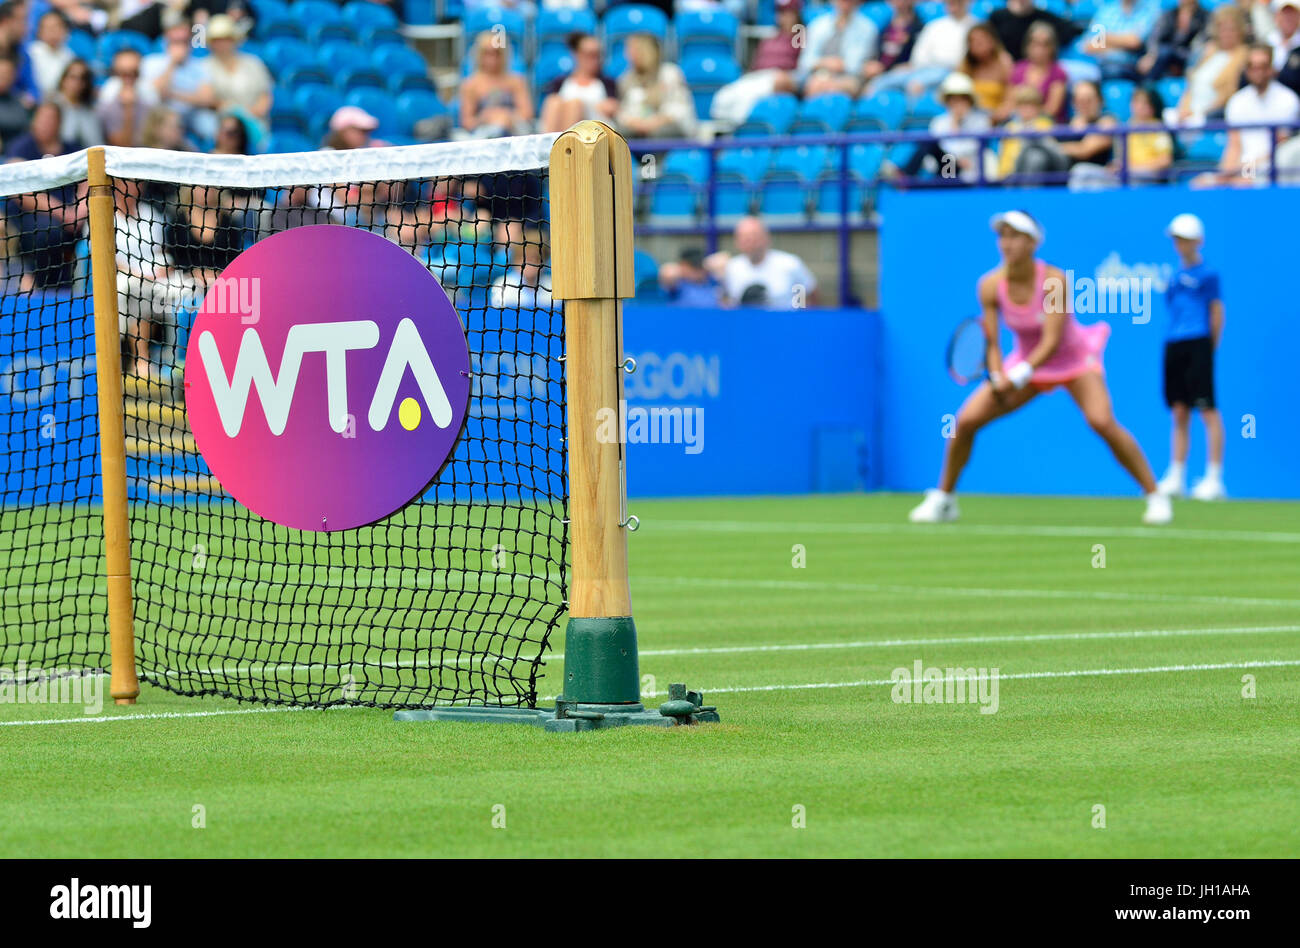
[879,184,1300,499]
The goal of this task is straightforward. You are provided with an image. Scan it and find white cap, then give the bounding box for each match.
[1273,0,1299,12]
[1166,212,1204,241]
[938,71,975,100]
[990,209,1044,244]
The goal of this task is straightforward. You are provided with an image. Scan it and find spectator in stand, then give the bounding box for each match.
[210,110,252,154]
[201,13,271,129]
[863,0,923,84]
[1058,80,1118,167]
[1269,0,1300,70]
[51,58,100,148]
[796,0,878,98]
[97,48,156,146]
[1070,85,1173,187]
[539,32,618,133]
[995,84,1056,180]
[1083,0,1162,81]
[464,0,537,19]
[113,178,169,377]
[887,70,991,181]
[141,105,194,151]
[989,0,1083,79]
[708,216,817,310]
[1009,21,1069,123]
[617,32,696,138]
[709,0,802,129]
[657,247,720,307]
[1137,0,1207,80]
[0,1,37,106]
[6,98,72,158]
[489,226,553,310]
[1170,5,1249,124]
[1239,0,1277,42]
[458,34,534,140]
[143,13,217,142]
[0,54,31,146]
[958,21,1012,118]
[27,9,72,100]
[1280,3,1300,94]
[867,0,976,97]
[163,184,243,290]
[325,105,384,149]
[1193,43,1300,185]
[4,100,83,290]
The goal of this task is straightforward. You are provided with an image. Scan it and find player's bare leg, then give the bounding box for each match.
[938,382,1038,493]
[1159,402,1191,496]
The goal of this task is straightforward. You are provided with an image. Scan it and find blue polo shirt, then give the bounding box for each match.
[1164,262,1220,342]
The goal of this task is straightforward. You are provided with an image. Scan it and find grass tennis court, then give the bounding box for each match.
[3,493,1298,858]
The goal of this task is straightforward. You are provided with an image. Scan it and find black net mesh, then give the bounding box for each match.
[1,159,567,709]
[0,181,107,686]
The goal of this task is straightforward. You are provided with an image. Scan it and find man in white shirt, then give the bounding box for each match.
[709,216,818,309]
[1270,0,1300,70]
[1195,43,1300,186]
[865,0,975,96]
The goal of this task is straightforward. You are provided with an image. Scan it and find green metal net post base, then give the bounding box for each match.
[393,617,720,733]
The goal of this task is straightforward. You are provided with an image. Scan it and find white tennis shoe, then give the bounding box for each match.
[1190,477,1226,501]
[1142,492,1174,525]
[909,489,960,523]
[1155,469,1185,498]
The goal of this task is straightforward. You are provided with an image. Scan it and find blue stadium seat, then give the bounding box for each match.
[270,101,309,134]
[675,9,738,57]
[281,64,333,88]
[1037,0,1072,16]
[391,72,437,94]
[862,1,892,30]
[854,90,906,130]
[904,90,945,128]
[757,170,809,224]
[308,22,357,45]
[536,7,597,45]
[772,144,832,178]
[1102,79,1135,120]
[1180,129,1226,164]
[602,4,669,45]
[534,49,574,90]
[96,30,152,64]
[339,67,388,90]
[293,83,345,134]
[847,142,887,179]
[319,41,371,76]
[395,89,448,134]
[633,248,658,292]
[375,44,428,80]
[263,37,316,73]
[791,93,853,134]
[465,7,529,49]
[604,45,628,80]
[248,0,289,18]
[293,0,344,28]
[736,93,799,136]
[971,0,995,18]
[67,29,95,61]
[681,52,740,119]
[916,1,944,22]
[342,1,399,32]
[1155,76,1186,110]
[647,173,698,223]
[361,26,407,51]
[1072,0,1099,21]
[755,0,776,26]
[717,145,771,179]
[267,130,315,153]
[344,87,401,136]
[711,171,754,224]
[402,0,436,25]
[814,172,869,224]
[257,13,305,40]
[662,148,708,179]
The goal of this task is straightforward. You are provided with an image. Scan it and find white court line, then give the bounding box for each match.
[650,519,1300,545]
[6,658,1297,726]
[634,575,1300,608]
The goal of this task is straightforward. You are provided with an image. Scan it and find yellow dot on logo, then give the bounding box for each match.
[398,397,421,431]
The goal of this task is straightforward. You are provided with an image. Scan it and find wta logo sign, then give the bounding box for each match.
[185,225,470,531]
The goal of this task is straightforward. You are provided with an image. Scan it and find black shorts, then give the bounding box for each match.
[1164,336,1215,409]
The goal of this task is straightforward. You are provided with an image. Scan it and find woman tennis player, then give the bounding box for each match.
[909,210,1172,525]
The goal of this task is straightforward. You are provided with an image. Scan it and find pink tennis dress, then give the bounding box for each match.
[999,260,1109,387]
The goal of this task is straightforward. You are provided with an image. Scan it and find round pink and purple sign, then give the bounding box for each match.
[184,225,470,531]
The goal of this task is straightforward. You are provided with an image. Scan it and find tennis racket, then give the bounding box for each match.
[946,317,990,386]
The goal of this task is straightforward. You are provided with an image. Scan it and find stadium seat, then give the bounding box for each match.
[361,26,407,51]
[791,93,853,134]
[293,83,345,135]
[342,0,399,33]
[293,0,344,29]
[970,0,995,18]
[338,66,388,90]
[270,101,309,134]
[633,248,658,292]
[662,148,708,179]
[736,93,799,136]
[814,172,869,224]
[602,4,670,46]
[862,1,892,30]
[96,30,152,64]
[846,142,887,179]
[717,145,771,179]
[1155,76,1186,110]
[1037,0,1072,16]
[916,1,944,22]
[1072,0,1099,21]
[344,87,401,136]
[465,7,529,50]
[391,72,437,94]
[646,172,698,223]
[267,130,315,153]
[248,0,289,18]
[711,170,754,224]
[534,49,574,90]
[757,170,809,224]
[772,144,832,178]
[1102,79,1136,120]
[904,90,945,128]
[755,0,776,26]
[319,41,371,76]
[263,36,316,73]
[67,29,95,61]
[604,45,628,81]
[375,44,429,81]
[257,14,305,41]
[675,9,738,58]
[395,89,448,134]
[681,52,741,119]
[1180,129,1227,164]
[536,7,597,46]
[854,90,906,130]
[402,0,436,25]
[281,64,333,88]
[309,22,358,45]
